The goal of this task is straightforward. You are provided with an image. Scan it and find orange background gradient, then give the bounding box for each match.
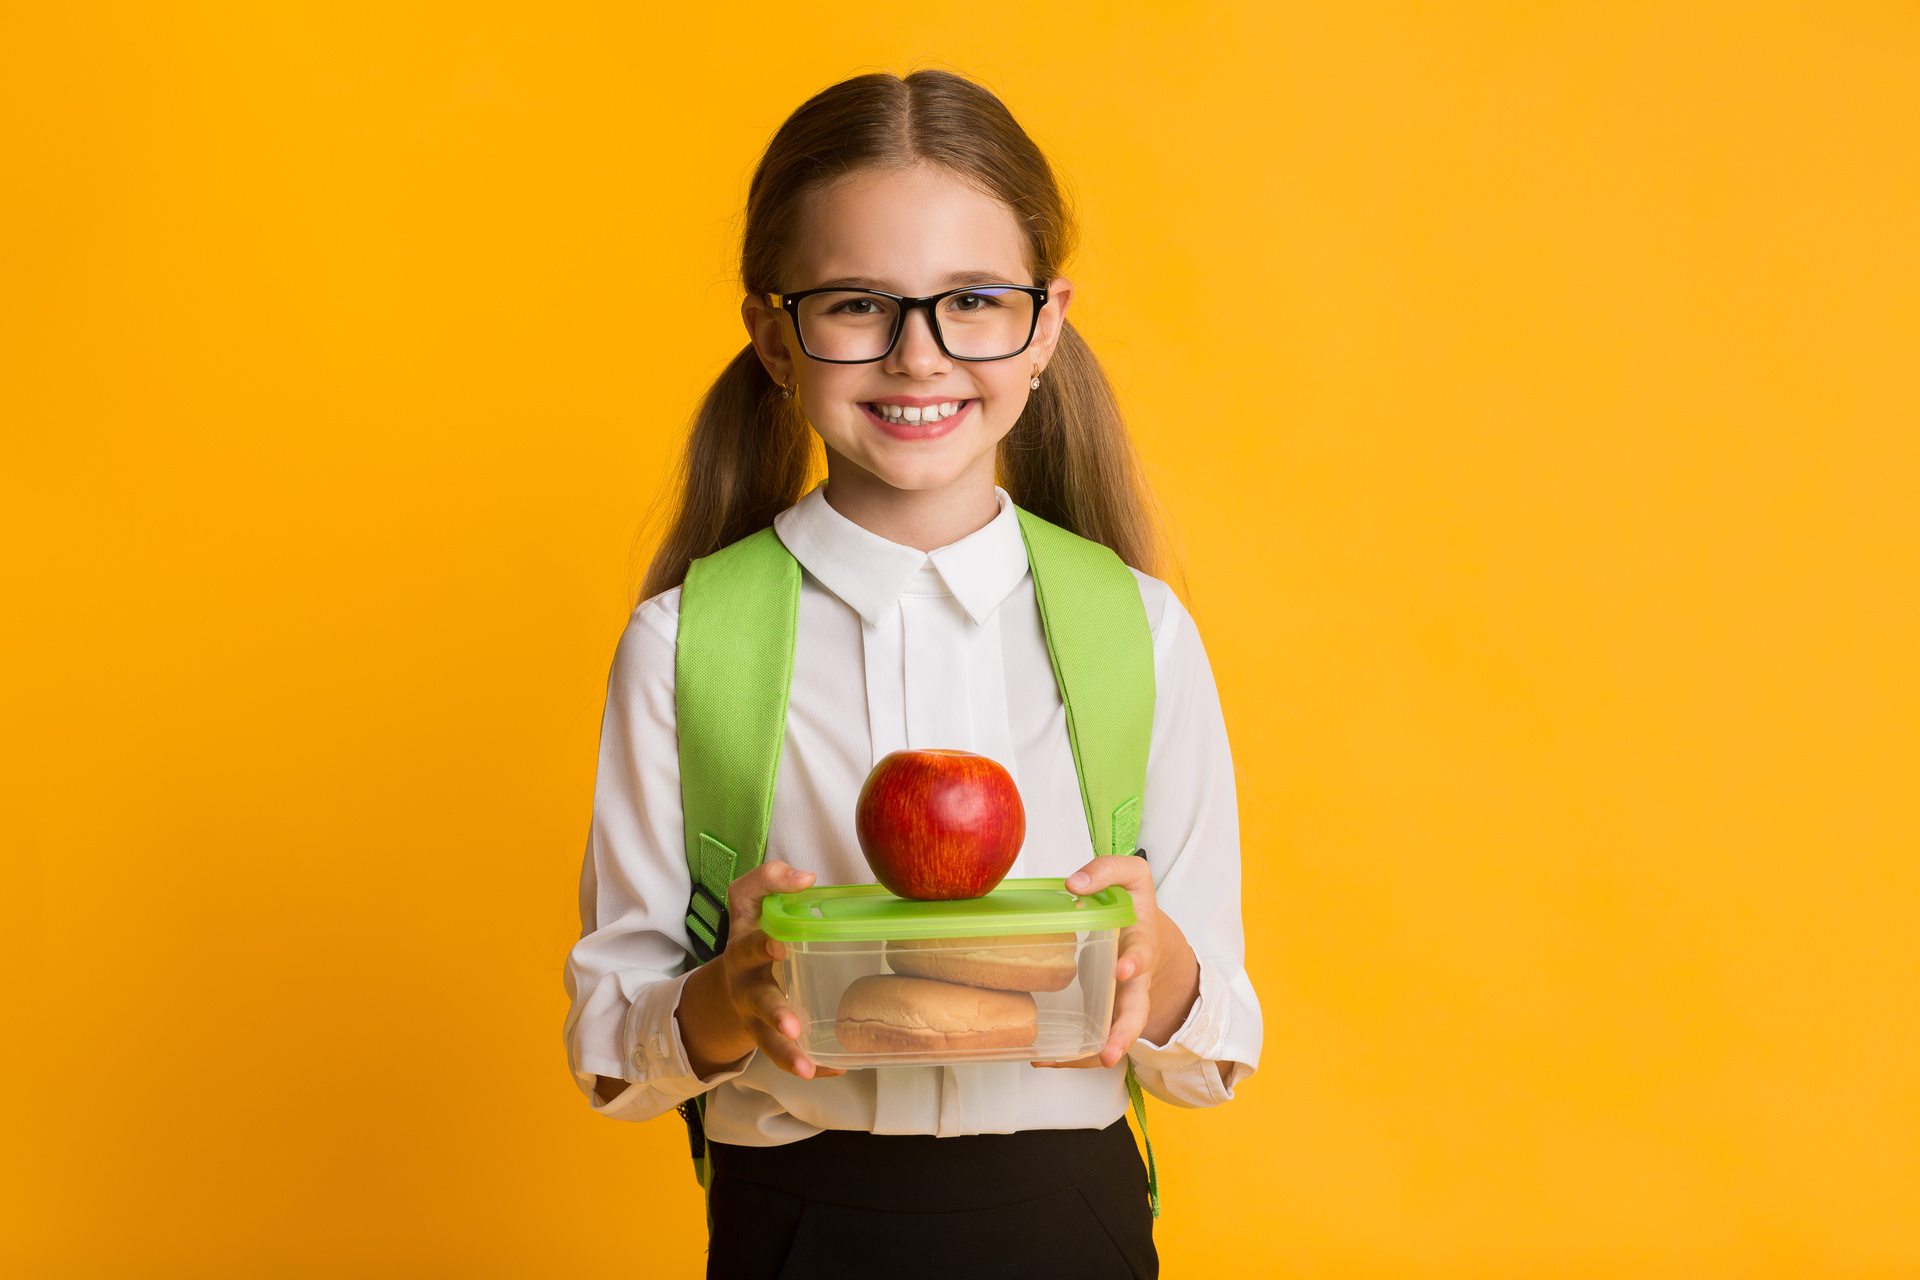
[5,3,1918,1275]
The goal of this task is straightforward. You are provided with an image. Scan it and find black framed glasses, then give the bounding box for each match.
[770,284,1049,364]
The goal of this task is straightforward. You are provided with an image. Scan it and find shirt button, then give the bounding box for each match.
[650,1032,669,1059]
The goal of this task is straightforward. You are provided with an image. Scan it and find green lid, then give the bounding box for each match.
[759,876,1135,943]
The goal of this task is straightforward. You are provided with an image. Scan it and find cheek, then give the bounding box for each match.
[795,365,871,418]
[972,365,1034,414]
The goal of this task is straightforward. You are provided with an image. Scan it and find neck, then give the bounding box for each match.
[819,448,1002,552]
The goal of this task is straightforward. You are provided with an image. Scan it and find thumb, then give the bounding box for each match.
[734,861,814,927]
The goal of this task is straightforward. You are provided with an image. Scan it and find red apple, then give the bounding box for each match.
[855,749,1026,900]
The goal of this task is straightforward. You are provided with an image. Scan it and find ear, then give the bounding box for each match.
[1026,277,1074,375]
[742,294,797,388]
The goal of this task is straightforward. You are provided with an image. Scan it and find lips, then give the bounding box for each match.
[861,398,973,440]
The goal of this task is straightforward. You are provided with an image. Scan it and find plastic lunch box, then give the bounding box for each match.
[758,877,1136,1068]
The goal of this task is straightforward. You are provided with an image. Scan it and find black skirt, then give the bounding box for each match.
[705,1120,1157,1279]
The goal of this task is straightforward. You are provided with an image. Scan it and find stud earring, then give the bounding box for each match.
[1029,374,1041,390]
[779,382,792,399]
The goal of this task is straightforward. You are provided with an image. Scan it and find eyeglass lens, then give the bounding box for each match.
[794,290,1036,362]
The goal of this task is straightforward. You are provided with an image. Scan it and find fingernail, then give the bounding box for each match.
[1067,873,1089,891]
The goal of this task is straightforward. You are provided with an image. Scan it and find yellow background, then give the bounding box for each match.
[5,2,1917,1275]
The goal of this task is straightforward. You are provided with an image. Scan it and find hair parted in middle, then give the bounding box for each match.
[643,69,1163,600]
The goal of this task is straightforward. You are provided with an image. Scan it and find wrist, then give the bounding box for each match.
[677,958,754,1077]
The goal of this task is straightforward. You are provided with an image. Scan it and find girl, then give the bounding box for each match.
[564,70,1260,1279]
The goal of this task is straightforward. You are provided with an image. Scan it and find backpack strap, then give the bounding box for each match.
[1125,1059,1163,1218]
[675,527,802,963]
[675,1097,716,1230]
[1015,509,1156,858]
[1016,508,1161,1218]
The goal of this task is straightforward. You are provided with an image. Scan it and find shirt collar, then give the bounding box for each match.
[773,484,1030,628]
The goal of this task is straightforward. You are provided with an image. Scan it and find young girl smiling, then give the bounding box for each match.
[564,70,1261,1278]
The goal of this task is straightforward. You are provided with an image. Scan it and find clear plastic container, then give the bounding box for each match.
[759,877,1136,1068]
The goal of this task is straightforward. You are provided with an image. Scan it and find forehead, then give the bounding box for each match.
[789,164,1032,292]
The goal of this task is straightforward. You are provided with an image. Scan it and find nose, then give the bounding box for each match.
[884,304,950,379]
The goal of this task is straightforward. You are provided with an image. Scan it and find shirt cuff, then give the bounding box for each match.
[596,970,753,1115]
[1126,954,1237,1107]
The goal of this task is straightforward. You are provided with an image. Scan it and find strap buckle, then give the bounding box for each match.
[685,881,730,964]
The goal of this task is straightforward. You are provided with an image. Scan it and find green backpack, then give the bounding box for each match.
[672,507,1161,1218]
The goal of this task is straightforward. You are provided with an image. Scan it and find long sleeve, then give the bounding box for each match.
[1124,576,1264,1107]
[561,589,750,1121]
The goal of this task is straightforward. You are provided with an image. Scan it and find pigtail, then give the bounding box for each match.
[998,320,1162,578]
[640,345,813,600]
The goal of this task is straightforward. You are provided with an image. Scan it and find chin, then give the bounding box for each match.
[862,456,980,493]
[823,422,1004,495]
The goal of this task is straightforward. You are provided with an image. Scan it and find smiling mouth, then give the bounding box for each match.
[868,399,967,426]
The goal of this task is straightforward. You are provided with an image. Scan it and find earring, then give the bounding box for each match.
[779,383,792,399]
[1029,374,1041,390]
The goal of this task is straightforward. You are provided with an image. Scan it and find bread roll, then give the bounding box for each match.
[884,933,1078,992]
[834,975,1038,1054]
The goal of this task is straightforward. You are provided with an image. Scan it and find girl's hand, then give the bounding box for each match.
[676,861,846,1081]
[1031,854,1200,1070]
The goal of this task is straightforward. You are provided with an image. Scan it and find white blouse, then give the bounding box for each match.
[563,486,1262,1145]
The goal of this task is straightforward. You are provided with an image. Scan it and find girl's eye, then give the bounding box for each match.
[830,298,882,315]
[947,291,1006,313]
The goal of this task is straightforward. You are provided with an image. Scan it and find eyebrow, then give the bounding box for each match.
[806,270,1028,292]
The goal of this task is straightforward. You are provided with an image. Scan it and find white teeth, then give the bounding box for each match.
[875,400,965,424]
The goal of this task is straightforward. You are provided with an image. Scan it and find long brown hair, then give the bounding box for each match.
[641,70,1163,599]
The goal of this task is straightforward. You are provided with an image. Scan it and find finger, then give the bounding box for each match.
[722,927,781,971]
[746,1008,846,1079]
[737,983,844,1079]
[1064,853,1152,901]
[748,1023,842,1079]
[728,860,816,930]
[1113,925,1158,985]
[1100,974,1153,1068]
[1030,1054,1107,1069]
[728,860,815,928]
[742,976,804,1042]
